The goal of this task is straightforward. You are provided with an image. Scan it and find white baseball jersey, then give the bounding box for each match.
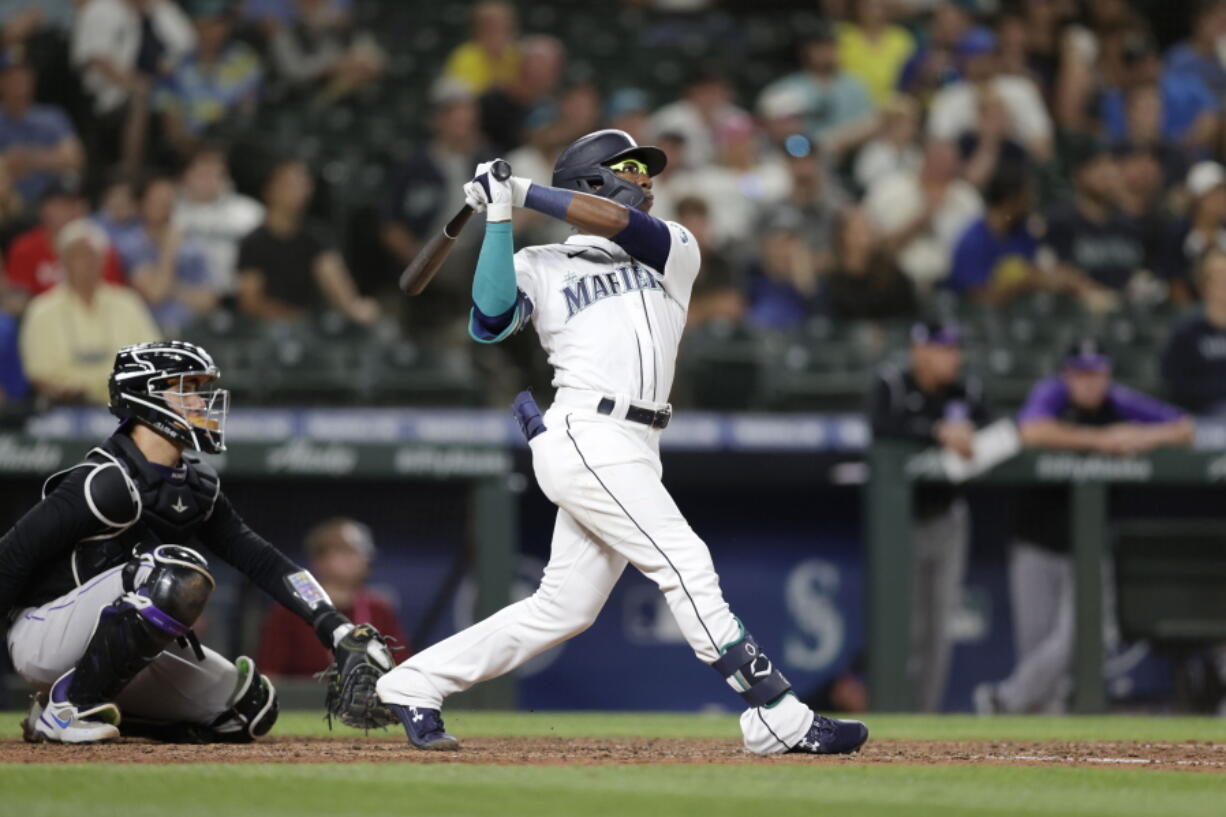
[511,222,700,403]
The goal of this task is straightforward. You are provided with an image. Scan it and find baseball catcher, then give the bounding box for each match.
[1,341,395,743]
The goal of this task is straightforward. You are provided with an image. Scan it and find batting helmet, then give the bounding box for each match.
[552,129,667,209]
[108,340,229,454]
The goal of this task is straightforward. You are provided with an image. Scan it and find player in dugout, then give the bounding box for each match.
[869,320,991,712]
[0,341,394,743]
[975,339,1194,714]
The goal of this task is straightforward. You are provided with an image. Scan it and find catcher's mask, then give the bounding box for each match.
[551,128,667,209]
[108,341,229,454]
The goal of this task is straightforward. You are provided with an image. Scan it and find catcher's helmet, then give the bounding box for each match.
[108,341,229,454]
[551,129,667,208]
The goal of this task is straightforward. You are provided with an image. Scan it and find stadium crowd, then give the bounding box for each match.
[0,0,1223,417]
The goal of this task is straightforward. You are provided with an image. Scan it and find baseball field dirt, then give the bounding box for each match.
[3,713,1224,817]
[4,734,1226,770]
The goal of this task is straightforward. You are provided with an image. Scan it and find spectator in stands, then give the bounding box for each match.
[18,218,159,404]
[927,28,1053,162]
[92,171,142,249]
[0,152,32,249]
[5,181,124,305]
[675,195,742,328]
[269,0,385,106]
[71,0,196,171]
[237,158,378,325]
[870,320,989,711]
[174,144,265,299]
[1161,247,1226,416]
[853,94,922,193]
[257,517,408,678]
[864,139,982,293]
[757,24,876,162]
[1163,161,1226,301]
[1165,0,1226,99]
[670,111,787,246]
[479,34,563,154]
[835,0,915,107]
[0,61,83,207]
[897,1,973,104]
[0,303,27,402]
[441,0,518,96]
[118,175,214,333]
[744,207,822,331]
[1043,138,1145,310]
[381,80,487,330]
[1116,142,1175,299]
[826,207,916,321]
[505,103,570,247]
[155,1,263,162]
[605,87,651,145]
[946,160,1039,302]
[0,5,61,67]
[1098,32,1217,160]
[650,66,745,171]
[765,135,847,280]
[976,339,1193,715]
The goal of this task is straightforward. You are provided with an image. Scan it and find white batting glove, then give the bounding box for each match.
[466,161,514,222]
[463,179,488,213]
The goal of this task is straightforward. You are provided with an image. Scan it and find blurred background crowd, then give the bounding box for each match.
[0,0,1224,416]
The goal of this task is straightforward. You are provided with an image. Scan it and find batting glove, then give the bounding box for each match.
[466,161,515,222]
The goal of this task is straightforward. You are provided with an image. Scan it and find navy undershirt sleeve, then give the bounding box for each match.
[610,207,672,271]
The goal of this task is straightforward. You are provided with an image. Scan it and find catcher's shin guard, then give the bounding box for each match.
[68,546,214,708]
[209,656,279,742]
[712,626,793,708]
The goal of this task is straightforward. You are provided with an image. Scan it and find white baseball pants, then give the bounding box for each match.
[7,563,238,724]
[377,403,815,754]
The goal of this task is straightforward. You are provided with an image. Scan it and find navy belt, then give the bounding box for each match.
[597,397,671,429]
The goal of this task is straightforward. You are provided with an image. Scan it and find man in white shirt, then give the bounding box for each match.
[926,28,1053,161]
[864,140,983,290]
[174,146,264,297]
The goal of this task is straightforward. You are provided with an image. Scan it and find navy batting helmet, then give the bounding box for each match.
[552,129,667,208]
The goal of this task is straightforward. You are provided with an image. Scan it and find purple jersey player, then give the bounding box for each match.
[975,339,1194,715]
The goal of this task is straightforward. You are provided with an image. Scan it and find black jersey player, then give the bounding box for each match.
[1,341,392,743]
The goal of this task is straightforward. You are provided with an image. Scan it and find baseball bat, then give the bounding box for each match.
[398,158,512,296]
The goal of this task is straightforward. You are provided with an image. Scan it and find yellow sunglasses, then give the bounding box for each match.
[605,158,650,176]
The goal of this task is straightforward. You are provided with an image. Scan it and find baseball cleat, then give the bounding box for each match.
[28,670,121,744]
[787,713,868,755]
[389,704,460,751]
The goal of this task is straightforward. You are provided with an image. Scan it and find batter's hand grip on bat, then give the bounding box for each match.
[399,159,513,296]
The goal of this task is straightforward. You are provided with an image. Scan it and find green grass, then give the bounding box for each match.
[3,712,1224,817]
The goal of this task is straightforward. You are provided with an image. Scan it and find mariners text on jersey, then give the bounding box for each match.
[562,263,662,320]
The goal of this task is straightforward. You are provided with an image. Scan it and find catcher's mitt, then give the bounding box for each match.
[321,623,398,731]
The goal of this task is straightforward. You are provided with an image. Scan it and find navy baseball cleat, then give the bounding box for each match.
[787,714,869,755]
[389,704,460,751]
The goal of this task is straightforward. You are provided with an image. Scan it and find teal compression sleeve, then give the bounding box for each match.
[469,220,520,343]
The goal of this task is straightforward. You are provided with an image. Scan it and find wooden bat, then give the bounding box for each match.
[398,159,512,296]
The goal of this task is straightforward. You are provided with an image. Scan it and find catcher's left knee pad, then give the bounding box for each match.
[210,656,278,742]
[712,628,792,708]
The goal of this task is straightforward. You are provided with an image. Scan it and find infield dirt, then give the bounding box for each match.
[3,736,1225,770]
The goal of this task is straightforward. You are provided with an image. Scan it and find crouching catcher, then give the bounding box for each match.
[1,341,396,744]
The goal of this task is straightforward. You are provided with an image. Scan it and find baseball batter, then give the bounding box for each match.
[1,341,393,743]
[377,129,869,756]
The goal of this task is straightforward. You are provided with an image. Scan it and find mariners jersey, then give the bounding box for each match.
[510,222,700,403]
